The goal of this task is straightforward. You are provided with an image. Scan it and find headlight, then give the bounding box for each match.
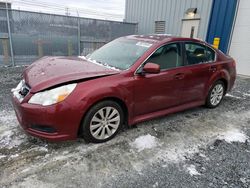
[28,83,77,106]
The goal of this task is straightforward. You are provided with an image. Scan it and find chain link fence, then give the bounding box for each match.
[0,8,138,66]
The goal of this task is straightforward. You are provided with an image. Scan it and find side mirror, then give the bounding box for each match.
[143,62,160,74]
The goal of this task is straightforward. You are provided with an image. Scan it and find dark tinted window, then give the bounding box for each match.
[206,47,216,62]
[146,43,183,70]
[185,43,215,65]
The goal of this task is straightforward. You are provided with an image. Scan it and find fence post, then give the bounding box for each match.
[77,10,81,56]
[5,2,15,66]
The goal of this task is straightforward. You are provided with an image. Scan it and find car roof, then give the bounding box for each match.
[125,34,203,44]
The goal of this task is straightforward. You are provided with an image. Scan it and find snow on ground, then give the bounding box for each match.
[130,134,159,151]
[1,68,250,187]
[0,110,27,149]
[226,94,244,99]
[185,165,201,176]
[219,128,249,143]
[243,92,250,97]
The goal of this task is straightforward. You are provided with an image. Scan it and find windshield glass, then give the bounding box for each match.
[87,38,153,70]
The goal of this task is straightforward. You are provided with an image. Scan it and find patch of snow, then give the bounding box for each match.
[240,177,247,184]
[153,182,159,188]
[21,167,31,173]
[53,155,68,161]
[0,110,27,149]
[10,154,19,158]
[0,129,26,149]
[87,58,121,71]
[131,162,144,173]
[78,55,87,60]
[243,93,250,97]
[0,111,17,128]
[219,128,248,143]
[155,145,200,163]
[32,146,48,153]
[0,155,6,159]
[226,94,243,99]
[198,153,209,161]
[130,134,159,152]
[186,165,201,176]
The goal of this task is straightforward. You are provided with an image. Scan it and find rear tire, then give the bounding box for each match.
[206,80,225,108]
[80,100,124,143]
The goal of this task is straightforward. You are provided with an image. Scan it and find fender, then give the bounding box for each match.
[74,73,134,124]
[205,67,230,97]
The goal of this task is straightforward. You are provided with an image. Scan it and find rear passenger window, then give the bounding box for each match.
[146,43,183,70]
[185,43,216,65]
[206,47,216,62]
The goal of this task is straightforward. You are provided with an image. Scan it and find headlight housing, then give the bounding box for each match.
[28,83,77,106]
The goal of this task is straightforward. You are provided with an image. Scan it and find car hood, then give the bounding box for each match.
[23,56,121,93]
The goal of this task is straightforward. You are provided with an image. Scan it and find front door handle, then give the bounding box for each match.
[174,73,185,80]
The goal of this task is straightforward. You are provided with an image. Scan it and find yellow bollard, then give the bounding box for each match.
[213,37,220,49]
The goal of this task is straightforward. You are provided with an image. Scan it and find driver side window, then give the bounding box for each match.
[146,43,183,70]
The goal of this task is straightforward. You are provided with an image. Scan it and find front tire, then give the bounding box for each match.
[81,100,124,143]
[206,80,225,108]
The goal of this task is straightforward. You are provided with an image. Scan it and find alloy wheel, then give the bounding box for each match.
[210,84,224,106]
[90,107,120,140]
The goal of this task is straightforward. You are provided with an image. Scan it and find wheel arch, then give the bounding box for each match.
[206,69,230,96]
[217,78,228,94]
[77,96,129,136]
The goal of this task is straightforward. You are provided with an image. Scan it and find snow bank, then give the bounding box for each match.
[219,128,248,143]
[130,134,158,151]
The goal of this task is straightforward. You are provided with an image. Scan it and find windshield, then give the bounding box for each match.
[87,38,153,70]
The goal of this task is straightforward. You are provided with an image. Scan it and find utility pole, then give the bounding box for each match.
[77,9,81,56]
[65,7,70,16]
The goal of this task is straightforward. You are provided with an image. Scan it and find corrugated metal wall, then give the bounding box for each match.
[125,0,213,40]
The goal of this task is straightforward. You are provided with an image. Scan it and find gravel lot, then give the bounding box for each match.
[0,66,250,188]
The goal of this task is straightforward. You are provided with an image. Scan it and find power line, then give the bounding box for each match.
[11,0,124,20]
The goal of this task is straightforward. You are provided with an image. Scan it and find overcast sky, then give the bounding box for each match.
[11,0,125,20]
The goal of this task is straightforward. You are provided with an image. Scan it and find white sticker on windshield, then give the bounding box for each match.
[136,42,152,48]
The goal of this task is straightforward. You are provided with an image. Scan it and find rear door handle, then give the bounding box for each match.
[209,66,217,72]
[174,73,185,80]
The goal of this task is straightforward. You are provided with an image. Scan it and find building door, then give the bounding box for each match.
[229,0,250,76]
[181,20,200,38]
[206,0,238,54]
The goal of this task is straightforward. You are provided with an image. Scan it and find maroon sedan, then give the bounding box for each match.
[12,35,236,143]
